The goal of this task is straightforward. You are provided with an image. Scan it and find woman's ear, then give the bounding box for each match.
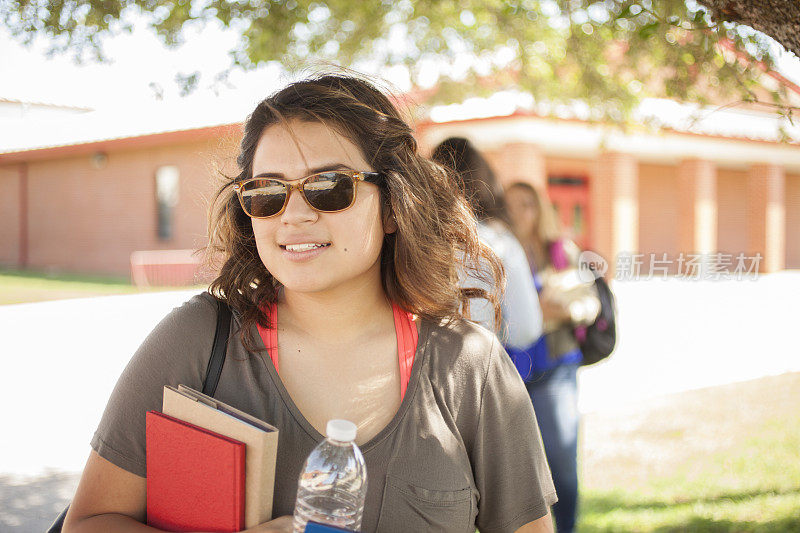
[383,210,398,234]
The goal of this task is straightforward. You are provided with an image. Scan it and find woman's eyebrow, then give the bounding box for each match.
[253,163,354,180]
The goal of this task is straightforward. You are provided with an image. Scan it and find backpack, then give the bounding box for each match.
[549,240,616,366]
[575,267,616,366]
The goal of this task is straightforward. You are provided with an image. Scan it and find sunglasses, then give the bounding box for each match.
[234,170,383,219]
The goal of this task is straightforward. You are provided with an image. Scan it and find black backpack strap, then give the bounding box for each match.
[203,298,232,397]
[47,508,67,533]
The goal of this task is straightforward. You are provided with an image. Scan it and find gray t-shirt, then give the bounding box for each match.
[91,292,556,532]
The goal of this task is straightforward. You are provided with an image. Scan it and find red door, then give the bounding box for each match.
[547,176,590,249]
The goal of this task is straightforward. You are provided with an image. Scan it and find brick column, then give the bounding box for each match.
[747,164,785,272]
[677,159,717,255]
[593,152,638,274]
[493,142,547,189]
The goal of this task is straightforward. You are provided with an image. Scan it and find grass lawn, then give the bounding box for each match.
[578,372,800,532]
[0,268,206,305]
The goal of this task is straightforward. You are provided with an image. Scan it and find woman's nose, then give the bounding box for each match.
[280,186,318,224]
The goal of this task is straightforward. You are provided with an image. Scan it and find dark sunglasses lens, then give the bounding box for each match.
[303,172,355,212]
[240,179,287,217]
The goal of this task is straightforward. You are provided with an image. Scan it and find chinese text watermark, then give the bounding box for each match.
[578,251,763,281]
[613,252,762,281]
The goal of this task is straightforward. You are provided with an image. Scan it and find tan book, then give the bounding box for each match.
[162,385,279,527]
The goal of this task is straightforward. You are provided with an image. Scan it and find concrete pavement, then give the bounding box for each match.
[2,273,799,531]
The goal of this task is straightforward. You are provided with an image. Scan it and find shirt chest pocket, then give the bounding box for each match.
[375,475,474,533]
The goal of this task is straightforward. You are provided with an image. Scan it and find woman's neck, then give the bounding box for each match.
[279,278,393,343]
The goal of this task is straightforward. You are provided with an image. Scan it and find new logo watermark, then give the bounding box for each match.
[578,251,609,282]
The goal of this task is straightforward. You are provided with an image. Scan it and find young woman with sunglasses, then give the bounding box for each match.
[63,74,556,533]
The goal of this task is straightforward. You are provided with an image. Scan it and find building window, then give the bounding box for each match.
[156,166,180,240]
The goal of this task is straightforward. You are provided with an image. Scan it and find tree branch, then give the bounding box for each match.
[696,0,800,58]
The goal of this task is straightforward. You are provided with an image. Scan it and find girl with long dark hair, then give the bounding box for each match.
[63,75,556,533]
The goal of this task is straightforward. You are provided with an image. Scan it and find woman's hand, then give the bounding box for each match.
[243,515,293,533]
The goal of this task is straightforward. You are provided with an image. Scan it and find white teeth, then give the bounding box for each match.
[284,243,328,252]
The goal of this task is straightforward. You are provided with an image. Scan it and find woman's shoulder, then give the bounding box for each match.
[164,291,221,325]
[423,317,502,377]
[418,318,521,438]
[427,315,499,342]
[180,290,220,312]
[107,291,226,405]
[136,291,223,354]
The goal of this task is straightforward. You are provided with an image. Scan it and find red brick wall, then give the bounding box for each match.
[5,127,797,277]
[3,137,237,276]
[486,143,547,189]
[589,156,614,265]
[638,163,679,266]
[717,168,748,256]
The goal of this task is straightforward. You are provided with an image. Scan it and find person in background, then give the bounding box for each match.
[431,137,543,370]
[504,181,600,533]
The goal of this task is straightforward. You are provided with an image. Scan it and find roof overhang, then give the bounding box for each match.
[417,112,800,172]
[0,123,243,164]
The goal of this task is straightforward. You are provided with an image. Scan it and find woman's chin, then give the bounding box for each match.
[275,278,331,295]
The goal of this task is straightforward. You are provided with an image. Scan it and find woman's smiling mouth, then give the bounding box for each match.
[279,242,332,261]
[280,243,331,252]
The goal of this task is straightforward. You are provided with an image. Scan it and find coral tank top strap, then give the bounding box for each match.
[256,302,280,374]
[392,302,418,401]
[255,302,418,401]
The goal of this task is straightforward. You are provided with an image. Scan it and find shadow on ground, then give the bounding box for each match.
[578,487,800,533]
[0,472,79,533]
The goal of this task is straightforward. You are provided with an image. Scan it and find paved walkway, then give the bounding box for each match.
[2,273,799,531]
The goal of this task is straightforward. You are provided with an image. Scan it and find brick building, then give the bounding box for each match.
[1,95,799,280]
[417,100,800,275]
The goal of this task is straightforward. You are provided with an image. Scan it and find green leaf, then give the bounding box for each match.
[638,21,660,40]
[616,4,634,20]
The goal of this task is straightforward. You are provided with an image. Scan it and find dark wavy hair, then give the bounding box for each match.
[206,74,503,348]
[431,137,514,228]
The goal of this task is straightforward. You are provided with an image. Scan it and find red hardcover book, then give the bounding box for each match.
[146,410,246,532]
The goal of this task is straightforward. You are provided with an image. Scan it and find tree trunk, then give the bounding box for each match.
[697,0,800,59]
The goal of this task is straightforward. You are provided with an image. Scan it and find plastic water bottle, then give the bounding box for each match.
[293,420,367,533]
